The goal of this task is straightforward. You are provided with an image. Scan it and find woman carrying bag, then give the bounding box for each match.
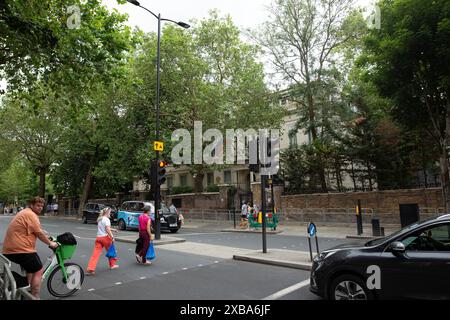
[136,205,153,265]
[86,207,119,275]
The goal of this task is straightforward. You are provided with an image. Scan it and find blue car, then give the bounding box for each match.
[117,200,181,233]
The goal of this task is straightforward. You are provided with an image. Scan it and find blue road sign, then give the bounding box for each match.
[307,222,316,237]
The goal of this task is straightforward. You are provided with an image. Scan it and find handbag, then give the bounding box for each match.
[106,243,117,258]
[145,241,155,260]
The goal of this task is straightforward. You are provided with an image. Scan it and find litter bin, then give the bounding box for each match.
[371,219,381,237]
[399,204,420,228]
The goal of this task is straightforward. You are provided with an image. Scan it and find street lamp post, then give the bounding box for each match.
[126,0,190,240]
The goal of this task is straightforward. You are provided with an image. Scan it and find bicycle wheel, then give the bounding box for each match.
[47,262,85,298]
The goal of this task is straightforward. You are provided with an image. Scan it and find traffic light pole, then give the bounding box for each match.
[154,14,162,241]
[261,174,267,253]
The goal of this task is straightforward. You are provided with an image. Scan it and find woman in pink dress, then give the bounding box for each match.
[136,205,153,265]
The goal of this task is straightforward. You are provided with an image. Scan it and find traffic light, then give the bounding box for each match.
[156,160,168,185]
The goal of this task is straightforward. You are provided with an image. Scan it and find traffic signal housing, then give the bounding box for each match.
[157,160,168,185]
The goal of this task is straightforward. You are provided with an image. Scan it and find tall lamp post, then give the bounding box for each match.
[126,0,190,240]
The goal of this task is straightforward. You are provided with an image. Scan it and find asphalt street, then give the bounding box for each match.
[0,215,348,300]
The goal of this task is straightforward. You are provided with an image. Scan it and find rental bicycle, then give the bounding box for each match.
[13,233,85,298]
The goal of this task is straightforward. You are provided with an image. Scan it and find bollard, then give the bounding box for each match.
[371,219,381,237]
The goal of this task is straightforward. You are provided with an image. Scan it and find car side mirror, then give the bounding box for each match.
[388,241,406,253]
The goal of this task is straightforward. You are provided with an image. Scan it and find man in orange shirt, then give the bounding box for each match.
[2,197,58,299]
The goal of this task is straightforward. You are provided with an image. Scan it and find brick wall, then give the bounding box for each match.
[280,188,445,225]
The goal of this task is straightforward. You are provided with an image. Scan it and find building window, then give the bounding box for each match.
[207,173,214,186]
[167,176,173,189]
[180,174,187,187]
[289,130,298,148]
[224,171,231,184]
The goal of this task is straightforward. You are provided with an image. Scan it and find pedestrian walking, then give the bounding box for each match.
[239,201,249,228]
[135,205,153,265]
[86,207,119,275]
[2,197,59,299]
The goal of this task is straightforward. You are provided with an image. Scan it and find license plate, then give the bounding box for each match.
[170,223,178,227]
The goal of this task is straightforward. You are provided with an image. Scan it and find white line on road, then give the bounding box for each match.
[88,288,95,292]
[197,264,203,267]
[214,261,219,264]
[162,272,169,275]
[180,232,230,236]
[182,268,188,270]
[262,280,310,300]
[140,277,146,280]
[73,234,96,241]
[115,282,122,285]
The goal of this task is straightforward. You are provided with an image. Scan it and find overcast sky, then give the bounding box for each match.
[103,0,375,33]
[0,0,377,92]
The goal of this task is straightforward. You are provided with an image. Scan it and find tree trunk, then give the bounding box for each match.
[439,151,450,212]
[38,169,46,198]
[442,96,450,212]
[78,156,96,217]
[194,173,204,193]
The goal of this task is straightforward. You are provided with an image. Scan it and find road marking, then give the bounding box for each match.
[162,272,169,275]
[88,288,95,292]
[182,267,188,270]
[115,282,122,285]
[214,261,219,264]
[73,234,96,240]
[282,246,287,249]
[75,227,94,230]
[140,277,146,280]
[180,232,229,236]
[197,264,203,267]
[262,280,310,300]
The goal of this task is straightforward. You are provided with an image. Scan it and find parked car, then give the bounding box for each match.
[82,203,118,224]
[310,214,450,300]
[117,200,182,233]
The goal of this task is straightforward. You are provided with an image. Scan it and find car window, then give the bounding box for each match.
[98,204,106,210]
[121,203,129,211]
[135,202,145,212]
[95,204,100,211]
[401,223,450,251]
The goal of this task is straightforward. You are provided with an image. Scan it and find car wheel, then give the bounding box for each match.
[170,228,179,233]
[118,219,126,231]
[329,274,373,300]
[82,216,88,224]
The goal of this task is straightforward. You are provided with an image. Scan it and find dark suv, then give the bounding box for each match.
[117,200,182,233]
[310,214,450,300]
[82,203,118,224]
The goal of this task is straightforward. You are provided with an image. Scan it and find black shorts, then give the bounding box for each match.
[4,252,43,274]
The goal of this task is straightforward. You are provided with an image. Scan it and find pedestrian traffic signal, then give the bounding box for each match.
[157,160,168,185]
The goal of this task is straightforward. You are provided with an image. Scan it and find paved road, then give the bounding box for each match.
[0,216,343,300]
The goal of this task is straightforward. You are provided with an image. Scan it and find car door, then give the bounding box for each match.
[85,203,94,221]
[93,204,101,222]
[379,222,450,299]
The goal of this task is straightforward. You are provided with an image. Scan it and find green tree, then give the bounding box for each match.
[252,0,366,191]
[359,0,450,209]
